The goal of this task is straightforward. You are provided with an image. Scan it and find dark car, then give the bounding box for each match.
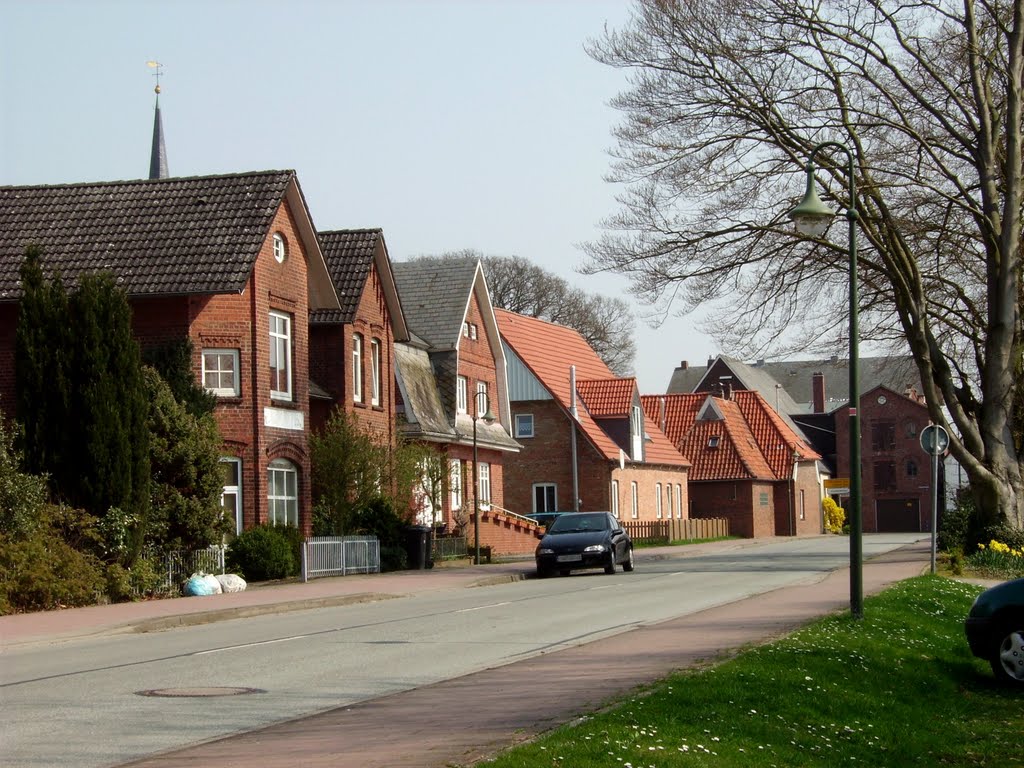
[535,511,634,577]
[965,577,1024,685]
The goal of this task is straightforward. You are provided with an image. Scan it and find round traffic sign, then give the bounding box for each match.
[920,424,950,455]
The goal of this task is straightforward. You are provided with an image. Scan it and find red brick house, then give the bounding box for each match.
[496,309,690,522]
[666,355,936,533]
[643,390,822,538]
[0,171,341,536]
[309,229,408,442]
[391,259,531,555]
[835,384,940,532]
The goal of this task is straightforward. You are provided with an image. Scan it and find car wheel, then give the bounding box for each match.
[622,546,635,572]
[536,567,553,579]
[604,550,617,575]
[990,621,1024,685]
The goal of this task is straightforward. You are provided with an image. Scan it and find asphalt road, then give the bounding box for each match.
[0,533,926,767]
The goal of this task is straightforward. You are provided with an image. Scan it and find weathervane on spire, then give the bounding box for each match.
[146,60,164,95]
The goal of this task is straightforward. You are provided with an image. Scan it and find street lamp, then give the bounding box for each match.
[789,141,864,620]
[472,391,497,565]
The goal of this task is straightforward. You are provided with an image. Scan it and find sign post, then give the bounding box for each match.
[920,424,950,574]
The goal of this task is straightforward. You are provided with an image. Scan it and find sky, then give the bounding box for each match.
[1,0,717,393]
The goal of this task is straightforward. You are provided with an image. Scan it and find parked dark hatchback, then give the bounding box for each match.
[535,512,634,577]
[965,577,1024,685]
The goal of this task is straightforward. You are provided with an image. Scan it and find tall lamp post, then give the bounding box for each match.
[789,141,864,620]
[472,391,496,565]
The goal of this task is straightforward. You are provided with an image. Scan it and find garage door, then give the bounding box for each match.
[876,499,920,532]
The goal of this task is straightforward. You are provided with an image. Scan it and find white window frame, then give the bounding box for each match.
[631,405,643,460]
[655,483,663,518]
[666,481,673,519]
[478,461,491,508]
[269,311,292,401]
[370,338,381,406]
[515,413,534,438]
[203,348,240,397]
[352,333,363,403]
[450,459,462,510]
[272,232,287,263]
[533,482,557,513]
[220,457,242,535]
[267,458,298,528]
[476,381,488,413]
[630,481,639,519]
[676,484,683,518]
[457,376,468,414]
[611,479,619,518]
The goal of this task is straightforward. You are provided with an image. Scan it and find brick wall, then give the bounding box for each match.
[611,464,691,522]
[690,479,776,538]
[835,388,933,533]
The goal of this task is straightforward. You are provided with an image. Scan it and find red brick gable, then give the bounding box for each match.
[732,390,821,475]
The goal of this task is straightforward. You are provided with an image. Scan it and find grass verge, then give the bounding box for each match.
[479,576,1023,767]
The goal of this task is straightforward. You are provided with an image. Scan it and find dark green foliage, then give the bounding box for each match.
[938,488,972,553]
[15,247,72,478]
[226,525,298,582]
[14,252,151,564]
[351,498,409,572]
[271,523,305,576]
[143,367,228,553]
[0,504,105,614]
[142,339,217,418]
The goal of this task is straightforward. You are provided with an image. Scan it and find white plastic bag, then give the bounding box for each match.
[215,573,247,593]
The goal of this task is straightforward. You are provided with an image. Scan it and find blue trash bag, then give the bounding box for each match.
[183,574,216,596]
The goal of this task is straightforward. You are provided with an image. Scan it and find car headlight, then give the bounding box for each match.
[583,544,607,553]
[536,547,554,555]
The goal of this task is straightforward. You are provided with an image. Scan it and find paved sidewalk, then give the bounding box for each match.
[111,538,933,768]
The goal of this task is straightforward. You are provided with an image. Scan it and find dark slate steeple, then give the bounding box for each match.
[147,61,168,179]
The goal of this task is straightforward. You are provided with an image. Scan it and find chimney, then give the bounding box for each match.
[680,360,689,370]
[707,356,715,368]
[812,372,825,413]
[719,375,733,400]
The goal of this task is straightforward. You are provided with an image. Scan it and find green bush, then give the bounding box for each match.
[351,498,411,572]
[0,508,106,614]
[380,545,409,572]
[938,490,972,552]
[226,525,298,582]
[104,558,167,602]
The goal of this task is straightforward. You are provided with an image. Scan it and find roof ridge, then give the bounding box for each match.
[0,169,295,192]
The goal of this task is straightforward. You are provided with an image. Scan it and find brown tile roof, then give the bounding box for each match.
[0,170,297,300]
[497,309,688,468]
[576,378,635,417]
[642,391,820,481]
[313,229,380,324]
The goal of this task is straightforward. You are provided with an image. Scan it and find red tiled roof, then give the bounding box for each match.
[641,391,819,481]
[576,378,635,417]
[497,309,687,468]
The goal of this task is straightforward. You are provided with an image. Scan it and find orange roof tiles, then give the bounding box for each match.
[497,310,688,468]
[576,378,636,417]
[641,391,819,481]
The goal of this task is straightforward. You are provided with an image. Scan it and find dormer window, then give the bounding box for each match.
[272,233,288,263]
[708,435,721,448]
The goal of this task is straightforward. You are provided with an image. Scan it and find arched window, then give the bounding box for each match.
[268,458,298,527]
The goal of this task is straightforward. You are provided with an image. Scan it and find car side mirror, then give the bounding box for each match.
[613,528,624,535]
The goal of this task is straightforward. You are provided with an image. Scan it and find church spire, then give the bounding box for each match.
[147,61,168,180]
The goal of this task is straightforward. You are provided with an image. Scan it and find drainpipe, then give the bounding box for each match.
[569,365,580,512]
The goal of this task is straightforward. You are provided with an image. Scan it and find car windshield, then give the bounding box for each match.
[548,513,609,534]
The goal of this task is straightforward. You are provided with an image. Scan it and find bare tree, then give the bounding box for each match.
[408,251,637,376]
[584,0,1022,531]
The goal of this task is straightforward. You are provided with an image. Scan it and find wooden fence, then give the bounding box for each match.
[622,517,729,544]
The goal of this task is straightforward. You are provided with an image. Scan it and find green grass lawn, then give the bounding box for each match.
[479,576,1023,767]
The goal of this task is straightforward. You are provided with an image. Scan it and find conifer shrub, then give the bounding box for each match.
[226,525,297,582]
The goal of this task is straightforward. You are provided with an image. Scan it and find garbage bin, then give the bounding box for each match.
[404,525,434,570]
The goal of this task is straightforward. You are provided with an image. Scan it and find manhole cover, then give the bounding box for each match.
[136,687,265,698]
